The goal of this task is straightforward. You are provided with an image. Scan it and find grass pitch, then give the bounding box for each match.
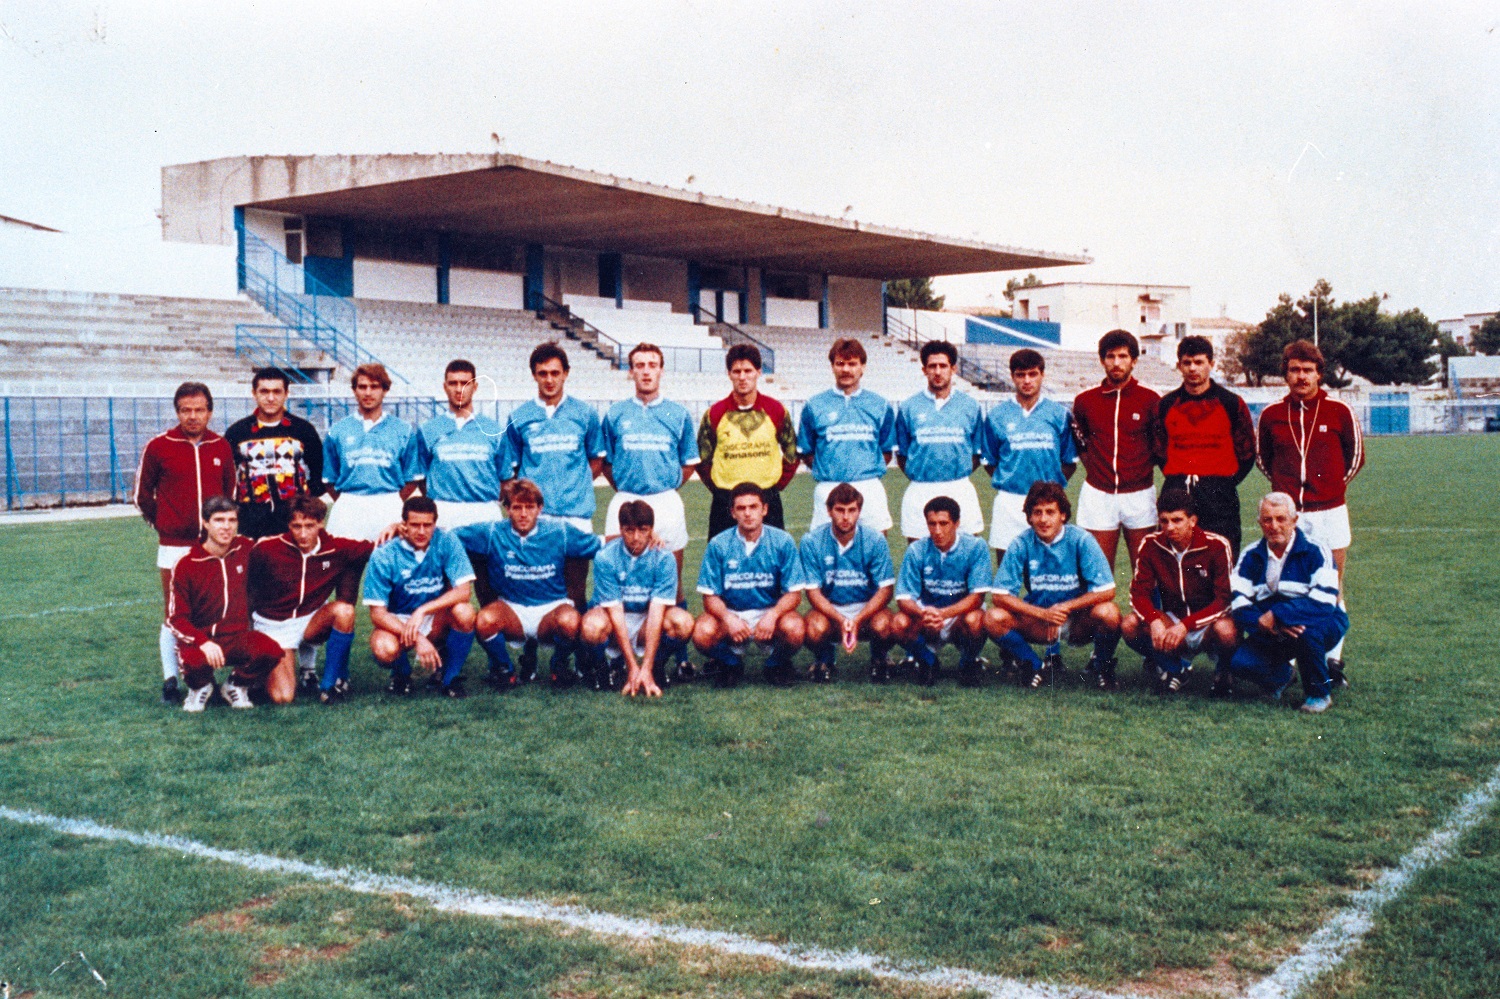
[1,435,1498,998]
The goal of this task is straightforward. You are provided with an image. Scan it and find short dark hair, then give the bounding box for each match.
[1010,348,1045,374]
[825,482,864,510]
[1023,480,1071,520]
[201,495,237,521]
[251,367,290,391]
[1098,329,1140,359]
[922,495,960,523]
[729,481,766,504]
[529,342,569,373]
[402,495,439,520]
[1155,486,1196,518]
[628,342,664,366]
[1177,335,1214,361]
[288,494,328,522]
[352,363,392,391]
[173,381,213,412]
[503,478,545,507]
[726,343,763,371]
[1282,338,1326,375]
[828,338,867,364]
[919,341,958,366]
[617,499,655,529]
[444,359,476,378]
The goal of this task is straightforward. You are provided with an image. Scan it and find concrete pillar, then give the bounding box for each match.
[687,261,702,319]
[819,272,830,329]
[436,234,451,305]
[524,243,545,311]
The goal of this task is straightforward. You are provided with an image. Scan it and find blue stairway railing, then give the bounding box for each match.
[233,325,318,384]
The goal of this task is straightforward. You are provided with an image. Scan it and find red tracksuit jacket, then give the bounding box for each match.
[1129,526,1235,631]
[134,429,236,546]
[1256,390,1365,512]
[1071,377,1161,493]
[169,536,256,646]
[248,530,374,621]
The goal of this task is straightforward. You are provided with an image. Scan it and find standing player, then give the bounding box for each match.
[697,344,799,539]
[169,497,283,712]
[981,348,1077,563]
[225,367,324,539]
[1119,487,1238,694]
[800,483,897,683]
[692,482,810,688]
[893,341,986,544]
[417,359,508,531]
[890,496,991,687]
[579,500,695,696]
[459,479,602,689]
[797,338,897,532]
[324,363,421,542]
[134,381,235,704]
[986,482,1121,690]
[361,496,477,698]
[1255,340,1364,685]
[601,342,698,588]
[249,495,375,704]
[1152,336,1256,555]
[1072,330,1162,573]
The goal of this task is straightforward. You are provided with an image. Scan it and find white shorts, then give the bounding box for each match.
[912,604,960,644]
[325,491,405,542]
[603,609,649,658]
[543,513,595,534]
[723,607,781,654]
[988,491,1029,550]
[507,597,571,640]
[434,499,504,530]
[810,478,894,533]
[1298,505,1352,551]
[1075,482,1158,533]
[901,478,984,539]
[156,544,191,570]
[391,611,435,639]
[252,611,317,651]
[605,489,690,551]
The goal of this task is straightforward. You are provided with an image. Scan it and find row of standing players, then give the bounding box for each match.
[134,329,1363,711]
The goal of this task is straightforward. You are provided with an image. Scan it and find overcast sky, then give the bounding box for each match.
[2,1,1496,321]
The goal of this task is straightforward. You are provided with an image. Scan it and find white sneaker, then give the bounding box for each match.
[222,682,255,710]
[182,684,214,713]
[1300,695,1332,714]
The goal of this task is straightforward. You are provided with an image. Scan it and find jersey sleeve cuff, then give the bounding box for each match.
[1089,583,1116,593]
[363,598,387,607]
[600,599,625,609]
[696,585,718,596]
[649,596,675,607]
[454,574,477,587]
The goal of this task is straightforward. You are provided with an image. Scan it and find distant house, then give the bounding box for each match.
[1005,282,1192,356]
[1438,312,1495,350]
[1190,315,1255,362]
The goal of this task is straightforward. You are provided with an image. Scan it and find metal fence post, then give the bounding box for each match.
[3,398,13,509]
[58,397,67,506]
[107,397,120,501]
[82,396,92,497]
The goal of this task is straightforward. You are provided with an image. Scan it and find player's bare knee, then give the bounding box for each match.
[985,607,1014,638]
[1212,618,1239,649]
[868,610,892,639]
[449,602,476,632]
[328,601,356,631]
[958,610,985,640]
[691,615,719,650]
[370,631,400,663]
[1092,601,1121,630]
[804,611,829,645]
[664,608,694,639]
[475,604,503,639]
[777,613,805,647]
[579,610,609,645]
[1120,613,1142,641]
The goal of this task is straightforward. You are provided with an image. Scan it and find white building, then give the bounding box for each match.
[1438,312,1495,349]
[1008,282,1192,356]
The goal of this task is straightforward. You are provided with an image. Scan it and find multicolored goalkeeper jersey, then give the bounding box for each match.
[697,393,799,491]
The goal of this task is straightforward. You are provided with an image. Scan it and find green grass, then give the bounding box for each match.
[1,436,1498,997]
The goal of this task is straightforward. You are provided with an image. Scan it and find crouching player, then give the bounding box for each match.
[362,496,477,697]
[986,482,1121,690]
[1120,487,1237,694]
[692,482,811,688]
[801,482,896,683]
[170,497,282,711]
[1223,492,1348,714]
[249,495,374,705]
[458,479,601,690]
[580,500,694,696]
[890,496,991,687]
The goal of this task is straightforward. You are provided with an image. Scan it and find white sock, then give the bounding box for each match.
[1332,596,1347,661]
[297,642,317,673]
[159,624,180,681]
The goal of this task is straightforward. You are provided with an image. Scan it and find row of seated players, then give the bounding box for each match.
[169,473,1346,714]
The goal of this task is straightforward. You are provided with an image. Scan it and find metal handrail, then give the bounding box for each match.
[884,310,1011,392]
[689,304,776,373]
[233,324,318,383]
[534,293,626,368]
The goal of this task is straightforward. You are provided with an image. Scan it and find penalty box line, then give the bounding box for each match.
[0,805,1126,999]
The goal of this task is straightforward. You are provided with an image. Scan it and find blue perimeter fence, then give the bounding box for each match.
[3,394,1499,510]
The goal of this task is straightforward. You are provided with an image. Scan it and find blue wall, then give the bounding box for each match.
[966,315,1062,347]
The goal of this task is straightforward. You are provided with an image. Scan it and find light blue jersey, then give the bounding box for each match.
[896,533,992,608]
[454,517,601,607]
[696,525,810,613]
[894,390,984,483]
[799,523,895,606]
[324,413,421,496]
[502,396,606,519]
[797,388,896,482]
[602,396,697,496]
[994,524,1114,609]
[981,397,1077,494]
[362,528,475,616]
[418,413,507,503]
[592,538,678,614]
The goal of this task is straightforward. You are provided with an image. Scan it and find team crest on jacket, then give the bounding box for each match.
[727,559,739,569]
[321,561,331,571]
[236,565,243,573]
[824,555,835,564]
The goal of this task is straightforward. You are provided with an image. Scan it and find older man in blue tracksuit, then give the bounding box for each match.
[1223,491,1348,714]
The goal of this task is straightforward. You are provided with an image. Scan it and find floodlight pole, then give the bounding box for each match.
[1313,295,1319,347]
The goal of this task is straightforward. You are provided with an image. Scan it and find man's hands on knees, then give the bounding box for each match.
[201,641,225,669]
[752,613,778,644]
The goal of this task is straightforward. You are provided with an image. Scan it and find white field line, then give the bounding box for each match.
[0,805,1128,999]
[0,597,155,621]
[1245,758,1500,999]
